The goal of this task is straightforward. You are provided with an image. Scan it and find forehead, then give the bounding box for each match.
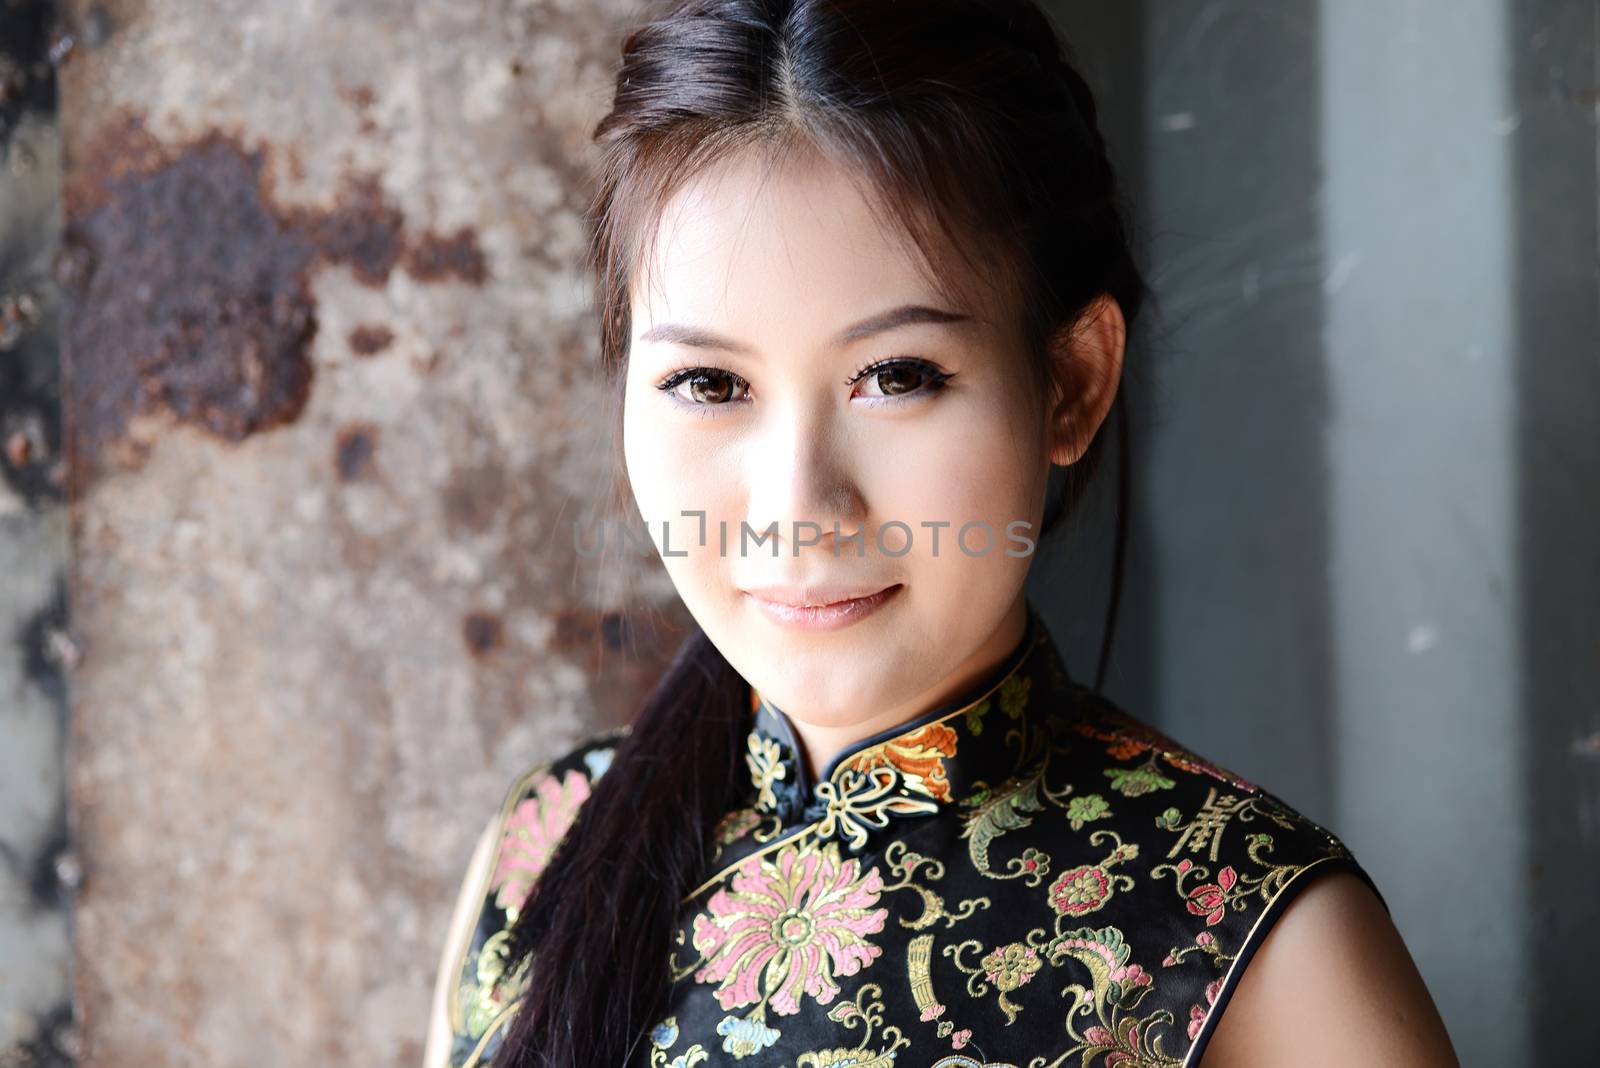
[630,145,988,331]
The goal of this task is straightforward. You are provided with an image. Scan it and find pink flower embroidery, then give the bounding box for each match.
[1188,978,1224,1040]
[1184,866,1238,926]
[981,942,1042,991]
[691,841,888,1016]
[489,768,592,919]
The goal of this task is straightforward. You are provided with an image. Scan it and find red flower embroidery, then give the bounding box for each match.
[1184,865,1237,925]
[1049,865,1112,915]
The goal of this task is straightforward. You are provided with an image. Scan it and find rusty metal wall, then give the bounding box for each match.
[46,0,685,1064]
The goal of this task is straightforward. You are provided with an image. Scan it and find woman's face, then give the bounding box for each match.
[621,146,1059,758]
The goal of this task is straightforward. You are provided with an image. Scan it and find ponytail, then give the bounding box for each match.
[496,627,750,1066]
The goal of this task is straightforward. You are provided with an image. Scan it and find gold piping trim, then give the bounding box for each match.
[460,995,522,1068]
[1178,854,1358,1068]
[681,825,818,904]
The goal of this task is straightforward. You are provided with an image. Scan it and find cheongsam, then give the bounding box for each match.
[442,599,1382,1068]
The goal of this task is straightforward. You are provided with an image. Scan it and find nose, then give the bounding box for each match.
[742,399,868,558]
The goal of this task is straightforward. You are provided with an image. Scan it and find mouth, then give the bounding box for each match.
[741,583,903,632]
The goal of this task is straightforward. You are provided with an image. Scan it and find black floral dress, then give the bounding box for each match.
[442,601,1380,1068]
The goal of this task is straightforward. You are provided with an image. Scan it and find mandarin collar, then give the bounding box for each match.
[743,600,1074,850]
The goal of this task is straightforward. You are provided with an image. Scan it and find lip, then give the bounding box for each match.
[742,583,903,632]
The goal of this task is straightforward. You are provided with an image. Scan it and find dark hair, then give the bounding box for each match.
[499,1,1148,1063]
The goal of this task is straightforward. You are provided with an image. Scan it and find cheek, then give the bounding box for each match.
[622,387,740,590]
[858,402,1044,557]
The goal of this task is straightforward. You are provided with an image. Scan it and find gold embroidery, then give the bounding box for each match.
[946,938,1043,1025]
[1158,787,1299,862]
[880,840,990,930]
[746,733,789,814]
[907,934,977,1043]
[459,995,520,1068]
[908,934,940,1017]
[793,983,909,1068]
[1024,924,1180,1068]
[812,765,939,852]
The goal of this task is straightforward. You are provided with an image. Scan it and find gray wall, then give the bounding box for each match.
[1037,1,1600,1063]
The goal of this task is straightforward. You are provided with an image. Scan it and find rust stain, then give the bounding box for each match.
[347,323,394,357]
[343,84,375,111]
[461,611,504,657]
[550,607,632,653]
[332,422,378,482]
[57,110,491,490]
[58,118,318,492]
[300,172,406,286]
[439,458,508,535]
[404,226,488,285]
[340,83,379,137]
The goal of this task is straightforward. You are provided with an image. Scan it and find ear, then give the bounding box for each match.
[1046,292,1127,467]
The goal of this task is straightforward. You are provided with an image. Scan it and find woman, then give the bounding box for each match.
[425,0,1458,1065]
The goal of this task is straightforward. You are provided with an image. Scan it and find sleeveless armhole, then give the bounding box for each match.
[1181,855,1388,1067]
[442,757,560,1043]
[434,728,629,1068]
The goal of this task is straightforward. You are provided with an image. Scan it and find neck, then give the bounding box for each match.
[781,593,1031,782]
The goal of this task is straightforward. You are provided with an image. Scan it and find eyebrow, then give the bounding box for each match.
[636,303,974,353]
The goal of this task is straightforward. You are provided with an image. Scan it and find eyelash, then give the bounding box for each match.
[654,357,955,413]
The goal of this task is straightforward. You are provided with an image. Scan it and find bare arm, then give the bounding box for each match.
[1200,870,1459,1068]
[422,814,502,1068]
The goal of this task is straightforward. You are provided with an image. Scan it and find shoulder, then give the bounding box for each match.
[498,725,627,815]
[1199,869,1458,1066]
[481,725,628,920]
[1059,690,1365,882]
[1042,691,1390,1065]
[496,725,627,818]
[437,726,628,1067]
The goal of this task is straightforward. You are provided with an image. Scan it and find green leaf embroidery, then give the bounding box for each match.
[960,772,1046,874]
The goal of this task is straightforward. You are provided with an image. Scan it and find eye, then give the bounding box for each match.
[848,357,955,401]
[656,366,751,408]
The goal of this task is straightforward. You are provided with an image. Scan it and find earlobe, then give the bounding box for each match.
[1046,292,1127,467]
